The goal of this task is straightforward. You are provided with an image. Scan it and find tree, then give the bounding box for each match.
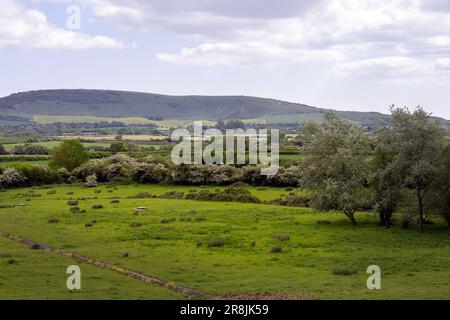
[370,129,403,227]
[49,140,89,171]
[0,144,7,155]
[299,112,370,225]
[110,142,127,153]
[390,106,445,231]
[429,143,450,235]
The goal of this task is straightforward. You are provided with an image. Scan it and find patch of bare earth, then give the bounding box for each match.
[216,292,311,300]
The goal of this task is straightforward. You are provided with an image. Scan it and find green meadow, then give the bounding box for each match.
[1,184,449,300]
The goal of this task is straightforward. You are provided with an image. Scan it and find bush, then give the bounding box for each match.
[161,218,176,224]
[110,199,120,204]
[270,245,283,253]
[332,267,357,275]
[92,204,104,209]
[67,200,79,206]
[130,222,142,227]
[269,194,311,207]
[0,168,27,189]
[208,238,225,247]
[29,243,42,250]
[84,174,98,187]
[70,207,80,213]
[48,218,59,223]
[132,163,168,183]
[273,234,290,241]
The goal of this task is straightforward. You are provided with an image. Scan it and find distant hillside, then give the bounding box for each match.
[1,89,445,126]
[0,89,319,120]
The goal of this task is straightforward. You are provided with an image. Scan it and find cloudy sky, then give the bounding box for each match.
[2,0,450,118]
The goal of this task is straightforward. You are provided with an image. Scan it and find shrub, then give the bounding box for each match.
[84,174,98,188]
[85,223,93,228]
[317,220,331,225]
[159,191,184,199]
[332,267,357,275]
[0,168,27,189]
[130,222,142,228]
[110,199,120,204]
[92,204,104,209]
[269,194,311,207]
[132,162,168,183]
[208,238,225,247]
[29,243,42,250]
[273,234,290,241]
[271,245,283,253]
[48,218,59,223]
[70,207,80,213]
[67,200,79,206]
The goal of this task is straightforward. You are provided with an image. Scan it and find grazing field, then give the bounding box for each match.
[56,135,168,142]
[32,115,216,128]
[1,184,449,300]
[0,160,48,168]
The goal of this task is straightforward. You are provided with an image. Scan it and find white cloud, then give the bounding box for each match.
[83,0,450,81]
[0,0,129,50]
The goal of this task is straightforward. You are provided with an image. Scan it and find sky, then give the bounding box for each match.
[1,0,450,118]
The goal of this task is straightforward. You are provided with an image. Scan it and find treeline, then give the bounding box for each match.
[299,107,450,233]
[1,121,160,136]
[0,154,301,188]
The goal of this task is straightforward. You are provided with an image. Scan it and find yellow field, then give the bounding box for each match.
[32,115,219,129]
[56,134,168,141]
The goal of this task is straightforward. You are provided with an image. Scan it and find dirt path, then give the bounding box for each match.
[0,230,205,298]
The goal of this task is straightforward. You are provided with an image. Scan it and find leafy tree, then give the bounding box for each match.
[299,112,370,225]
[390,106,445,231]
[429,143,450,235]
[370,129,403,227]
[0,144,7,155]
[49,140,89,171]
[110,142,127,153]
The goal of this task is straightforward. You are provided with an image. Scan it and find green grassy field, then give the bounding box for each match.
[0,184,449,300]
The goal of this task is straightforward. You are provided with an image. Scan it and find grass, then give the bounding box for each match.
[0,184,449,299]
[0,237,184,300]
[33,115,215,129]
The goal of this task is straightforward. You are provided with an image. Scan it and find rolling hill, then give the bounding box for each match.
[0,89,319,120]
[0,89,440,126]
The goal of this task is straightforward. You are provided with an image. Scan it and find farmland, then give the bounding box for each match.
[1,184,449,299]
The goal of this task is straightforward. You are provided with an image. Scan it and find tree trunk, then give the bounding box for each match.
[346,211,357,226]
[417,189,425,232]
[379,211,386,227]
[447,219,450,236]
[385,212,392,228]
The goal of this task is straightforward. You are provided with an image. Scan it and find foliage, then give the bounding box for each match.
[49,140,89,171]
[299,112,370,225]
[389,106,445,231]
